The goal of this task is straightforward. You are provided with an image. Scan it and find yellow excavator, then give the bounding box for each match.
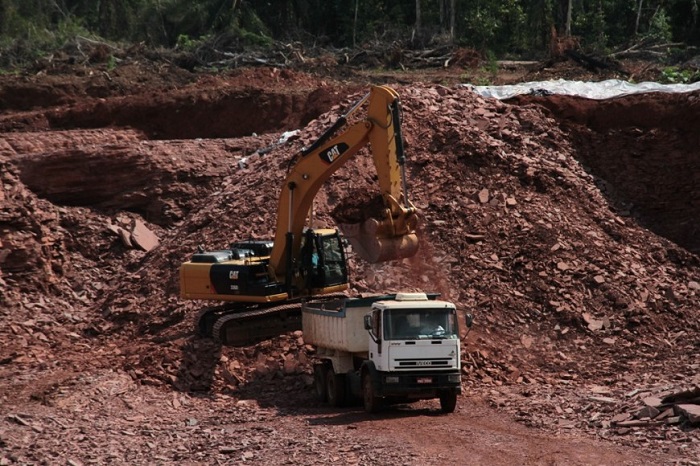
[179,85,420,345]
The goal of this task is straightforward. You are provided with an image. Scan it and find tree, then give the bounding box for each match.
[0,0,698,64]
[635,0,644,36]
[416,0,422,32]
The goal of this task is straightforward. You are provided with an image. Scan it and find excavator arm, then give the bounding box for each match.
[269,85,419,280]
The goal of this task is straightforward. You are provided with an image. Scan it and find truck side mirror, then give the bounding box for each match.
[465,313,474,328]
[363,314,372,330]
[364,313,381,344]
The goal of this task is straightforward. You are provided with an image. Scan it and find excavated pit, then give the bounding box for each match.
[0,81,351,224]
[508,91,700,254]
[0,87,340,139]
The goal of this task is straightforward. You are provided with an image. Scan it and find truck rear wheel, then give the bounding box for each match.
[326,369,346,407]
[314,363,328,402]
[363,374,381,413]
[439,390,458,413]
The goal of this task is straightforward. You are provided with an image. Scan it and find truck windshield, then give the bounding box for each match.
[384,308,458,340]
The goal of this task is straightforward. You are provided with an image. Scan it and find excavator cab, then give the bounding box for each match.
[299,228,348,291]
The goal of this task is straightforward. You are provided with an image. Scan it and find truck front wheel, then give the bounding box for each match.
[363,374,381,414]
[314,363,328,402]
[326,369,346,407]
[439,390,458,413]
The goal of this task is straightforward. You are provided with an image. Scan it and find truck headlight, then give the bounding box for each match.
[385,376,399,384]
[448,374,461,383]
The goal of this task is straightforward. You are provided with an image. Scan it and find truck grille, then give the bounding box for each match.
[395,359,451,368]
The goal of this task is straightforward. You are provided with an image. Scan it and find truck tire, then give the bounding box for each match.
[326,369,346,407]
[362,373,381,413]
[439,390,458,414]
[314,363,328,402]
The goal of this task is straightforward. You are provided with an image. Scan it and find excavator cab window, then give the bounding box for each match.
[300,230,348,289]
[320,233,347,285]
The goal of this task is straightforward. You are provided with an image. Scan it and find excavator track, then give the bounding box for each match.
[211,302,303,346]
[197,294,347,346]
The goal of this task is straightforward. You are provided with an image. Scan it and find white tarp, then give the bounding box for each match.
[469,78,700,100]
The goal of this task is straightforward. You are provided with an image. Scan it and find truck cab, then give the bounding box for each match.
[302,292,470,413]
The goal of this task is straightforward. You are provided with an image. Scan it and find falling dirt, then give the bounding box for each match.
[1,56,699,465]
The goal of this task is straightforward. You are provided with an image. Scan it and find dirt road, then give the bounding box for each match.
[0,368,662,465]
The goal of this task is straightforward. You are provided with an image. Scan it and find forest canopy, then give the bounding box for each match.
[0,0,698,66]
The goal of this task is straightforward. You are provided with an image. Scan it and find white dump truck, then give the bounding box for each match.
[302,292,472,413]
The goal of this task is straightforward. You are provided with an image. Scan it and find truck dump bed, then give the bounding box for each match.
[302,296,373,353]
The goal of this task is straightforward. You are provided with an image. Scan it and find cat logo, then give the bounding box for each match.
[326,145,341,162]
[320,142,349,164]
[229,270,239,280]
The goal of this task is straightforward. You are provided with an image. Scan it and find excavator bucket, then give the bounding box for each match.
[333,193,420,263]
[338,219,419,263]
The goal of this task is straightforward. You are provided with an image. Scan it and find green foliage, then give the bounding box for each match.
[645,7,673,42]
[235,6,272,46]
[0,0,698,64]
[175,34,198,51]
[660,65,700,83]
[483,50,499,75]
[106,54,117,71]
[233,27,272,47]
[572,1,608,52]
[666,0,700,44]
[0,3,93,68]
[462,5,500,49]
[459,0,525,54]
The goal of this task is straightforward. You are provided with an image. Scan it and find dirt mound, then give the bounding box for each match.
[509,90,700,254]
[1,66,698,463]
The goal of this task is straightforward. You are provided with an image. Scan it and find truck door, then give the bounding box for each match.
[372,309,382,355]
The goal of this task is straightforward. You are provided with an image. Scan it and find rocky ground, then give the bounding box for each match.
[1,49,699,465]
